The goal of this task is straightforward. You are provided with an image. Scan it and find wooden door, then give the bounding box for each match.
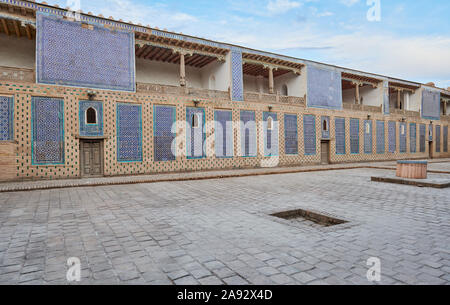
[81,141,103,177]
[321,141,329,165]
[429,141,433,159]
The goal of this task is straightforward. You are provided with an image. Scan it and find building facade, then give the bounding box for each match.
[0,0,449,182]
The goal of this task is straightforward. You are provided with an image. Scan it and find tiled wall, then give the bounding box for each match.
[0,80,449,182]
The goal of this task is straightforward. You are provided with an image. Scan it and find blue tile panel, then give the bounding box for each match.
[321,116,330,139]
[376,121,385,154]
[32,97,64,165]
[364,120,373,154]
[263,112,279,156]
[116,103,142,162]
[215,110,233,158]
[307,66,342,110]
[388,121,396,153]
[399,122,407,153]
[240,111,257,157]
[79,101,103,137]
[0,96,13,141]
[444,126,448,153]
[410,123,416,153]
[420,124,426,153]
[284,114,298,155]
[383,81,390,115]
[436,125,441,153]
[421,89,441,120]
[186,107,206,159]
[154,105,176,162]
[335,117,346,155]
[231,49,244,101]
[36,13,135,92]
[303,115,316,155]
[350,118,359,154]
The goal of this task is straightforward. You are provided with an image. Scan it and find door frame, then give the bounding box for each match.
[321,140,330,165]
[80,139,104,178]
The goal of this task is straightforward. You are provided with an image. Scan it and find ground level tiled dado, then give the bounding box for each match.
[0,167,449,285]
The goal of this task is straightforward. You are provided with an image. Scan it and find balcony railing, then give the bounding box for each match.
[244,92,306,106]
[343,103,382,113]
[0,66,35,83]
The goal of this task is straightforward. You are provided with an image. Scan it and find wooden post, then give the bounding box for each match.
[269,67,274,94]
[397,89,402,109]
[443,100,447,116]
[355,83,360,104]
[180,53,186,87]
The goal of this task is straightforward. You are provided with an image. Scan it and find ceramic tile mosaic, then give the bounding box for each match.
[307,66,342,110]
[364,120,373,154]
[263,112,278,156]
[376,121,385,154]
[444,126,448,153]
[231,49,244,102]
[284,114,298,155]
[321,116,330,140]
[388,121,396,153]
[410,123,417,153]
[399,122,407,153]
[436,125,441,153]
[215,110,233,158]
[335,117,346,155]
[0,96,13,141]
[350,118,359,154]
[303,115,316,155]
[186,107,205,159]
[421,89,441,120]
[79,101,103,137]
[117,103,142,162]
[154,105,176,162]
[240,110,257,157]
[420,124,426,153]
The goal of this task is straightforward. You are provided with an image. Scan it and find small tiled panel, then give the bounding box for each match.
[117,103,142,162]
[350,118,359,154]
[240,110,257,157]
[444,126,448,153]
[376,121,385,154]
[364,120,373,154]
[303,115,316,155]
[383,81,390,115]
[154,105,176,162]
[0,95,13,141]
[436,125,441,153]
[32,97,64,165]
[410,123,417,153]
[335,117,346,155]
[321,116,330,140]
[284,114,298,155]
[388,121,396,153]
[399,122,407,153]
[421,89,441,120]
[186,107,205,159]
[420,124,426,153]
[307,66,342,110]
[231,49,244,102]
[79,100,103,137]
[263,112,279,156]
[215,110,233,158]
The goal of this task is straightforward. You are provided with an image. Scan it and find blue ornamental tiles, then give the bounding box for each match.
[376,121,385,154]
[350,118,359,154]
[420,124,426,153]
[231,49,244,101]
[154,105,176,162]
[32,97,64,165]
[79,101,103,137]
[284,114,298,155]
[240,111,257,157]
[410,123,416,153]
[399,122,407,153]
[388,121,396,153]
[307,66,342,110]
[335,117,346,155]
[117,103,142,162]
[421,89,441,120]
[321,116,330,140]
[263,112,278,157]
[303,115,316,155]
[444,126,448,153]
[364,120,373,154]
[215,110,233,158]
[436,125,441,153]
[36,13,135,92]
[186,107,205,159]
[0,96,13,141]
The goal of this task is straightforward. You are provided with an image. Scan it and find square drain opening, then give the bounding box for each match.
[271,208,348,227]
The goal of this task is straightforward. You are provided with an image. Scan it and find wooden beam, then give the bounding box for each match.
[143,47,159,59]
[136,45,148,58]
[13,20,20,38]
[25,24,32,40]
[1,19,9,36]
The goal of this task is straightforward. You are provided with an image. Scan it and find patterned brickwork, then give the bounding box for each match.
[154,105,176,162]
[335,117,346,155]
[117,103,142,162]
[36,13,135,92]
[0,96,13,141]
[79,100,103,137]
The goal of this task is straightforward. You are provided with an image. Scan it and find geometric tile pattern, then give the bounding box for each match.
[263,112,278,156]
[383,80,390,115]
[0,95,13,141]
[215,110,233,158]
[303,115,316,155]
[376,121,385,154]
[421,89,440,120]
[154,105,176,162]
[335,117,346,154]
[409,123,416,153]
[36,13,135,92]
[444,126,448,153]
[32,97,64,165]
[388,121,396,153]
[284,114,298,155]
[350,118,359,154]
[240,110,256,157]
[321,116,330,140]
[436,125,441,153]
[307,66,342,110]
[117,103,142,162]
[364,120,373,154]
[186,107,205,159]
[231,49,244,101]
[399,122,407,153]
[79,101,103,137]
[420,124,426,153]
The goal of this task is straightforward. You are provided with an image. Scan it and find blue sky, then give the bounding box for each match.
[50,0,450,88]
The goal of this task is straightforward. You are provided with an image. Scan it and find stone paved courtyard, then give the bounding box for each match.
[0,168,449,285]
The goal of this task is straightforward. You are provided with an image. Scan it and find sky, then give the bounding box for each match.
[50,0,450,88]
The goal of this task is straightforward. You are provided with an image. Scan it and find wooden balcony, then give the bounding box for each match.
[0,66,35,83]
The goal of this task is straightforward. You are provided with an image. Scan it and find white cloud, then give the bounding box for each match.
[267,0,301,14]
[340,0,360,7]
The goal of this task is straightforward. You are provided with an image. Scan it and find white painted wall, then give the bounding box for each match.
[199,58,229,91]
[343,88,356,104]
[360,85,383,107]
[409,88,422,112]
[243,68,306,97]
[0,35,35,69]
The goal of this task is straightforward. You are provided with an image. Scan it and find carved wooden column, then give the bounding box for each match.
[352,81,362,104]
[444,100,448,116]
[397,89,402,109]
[268,67,274,94]
[180,53,186,87]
